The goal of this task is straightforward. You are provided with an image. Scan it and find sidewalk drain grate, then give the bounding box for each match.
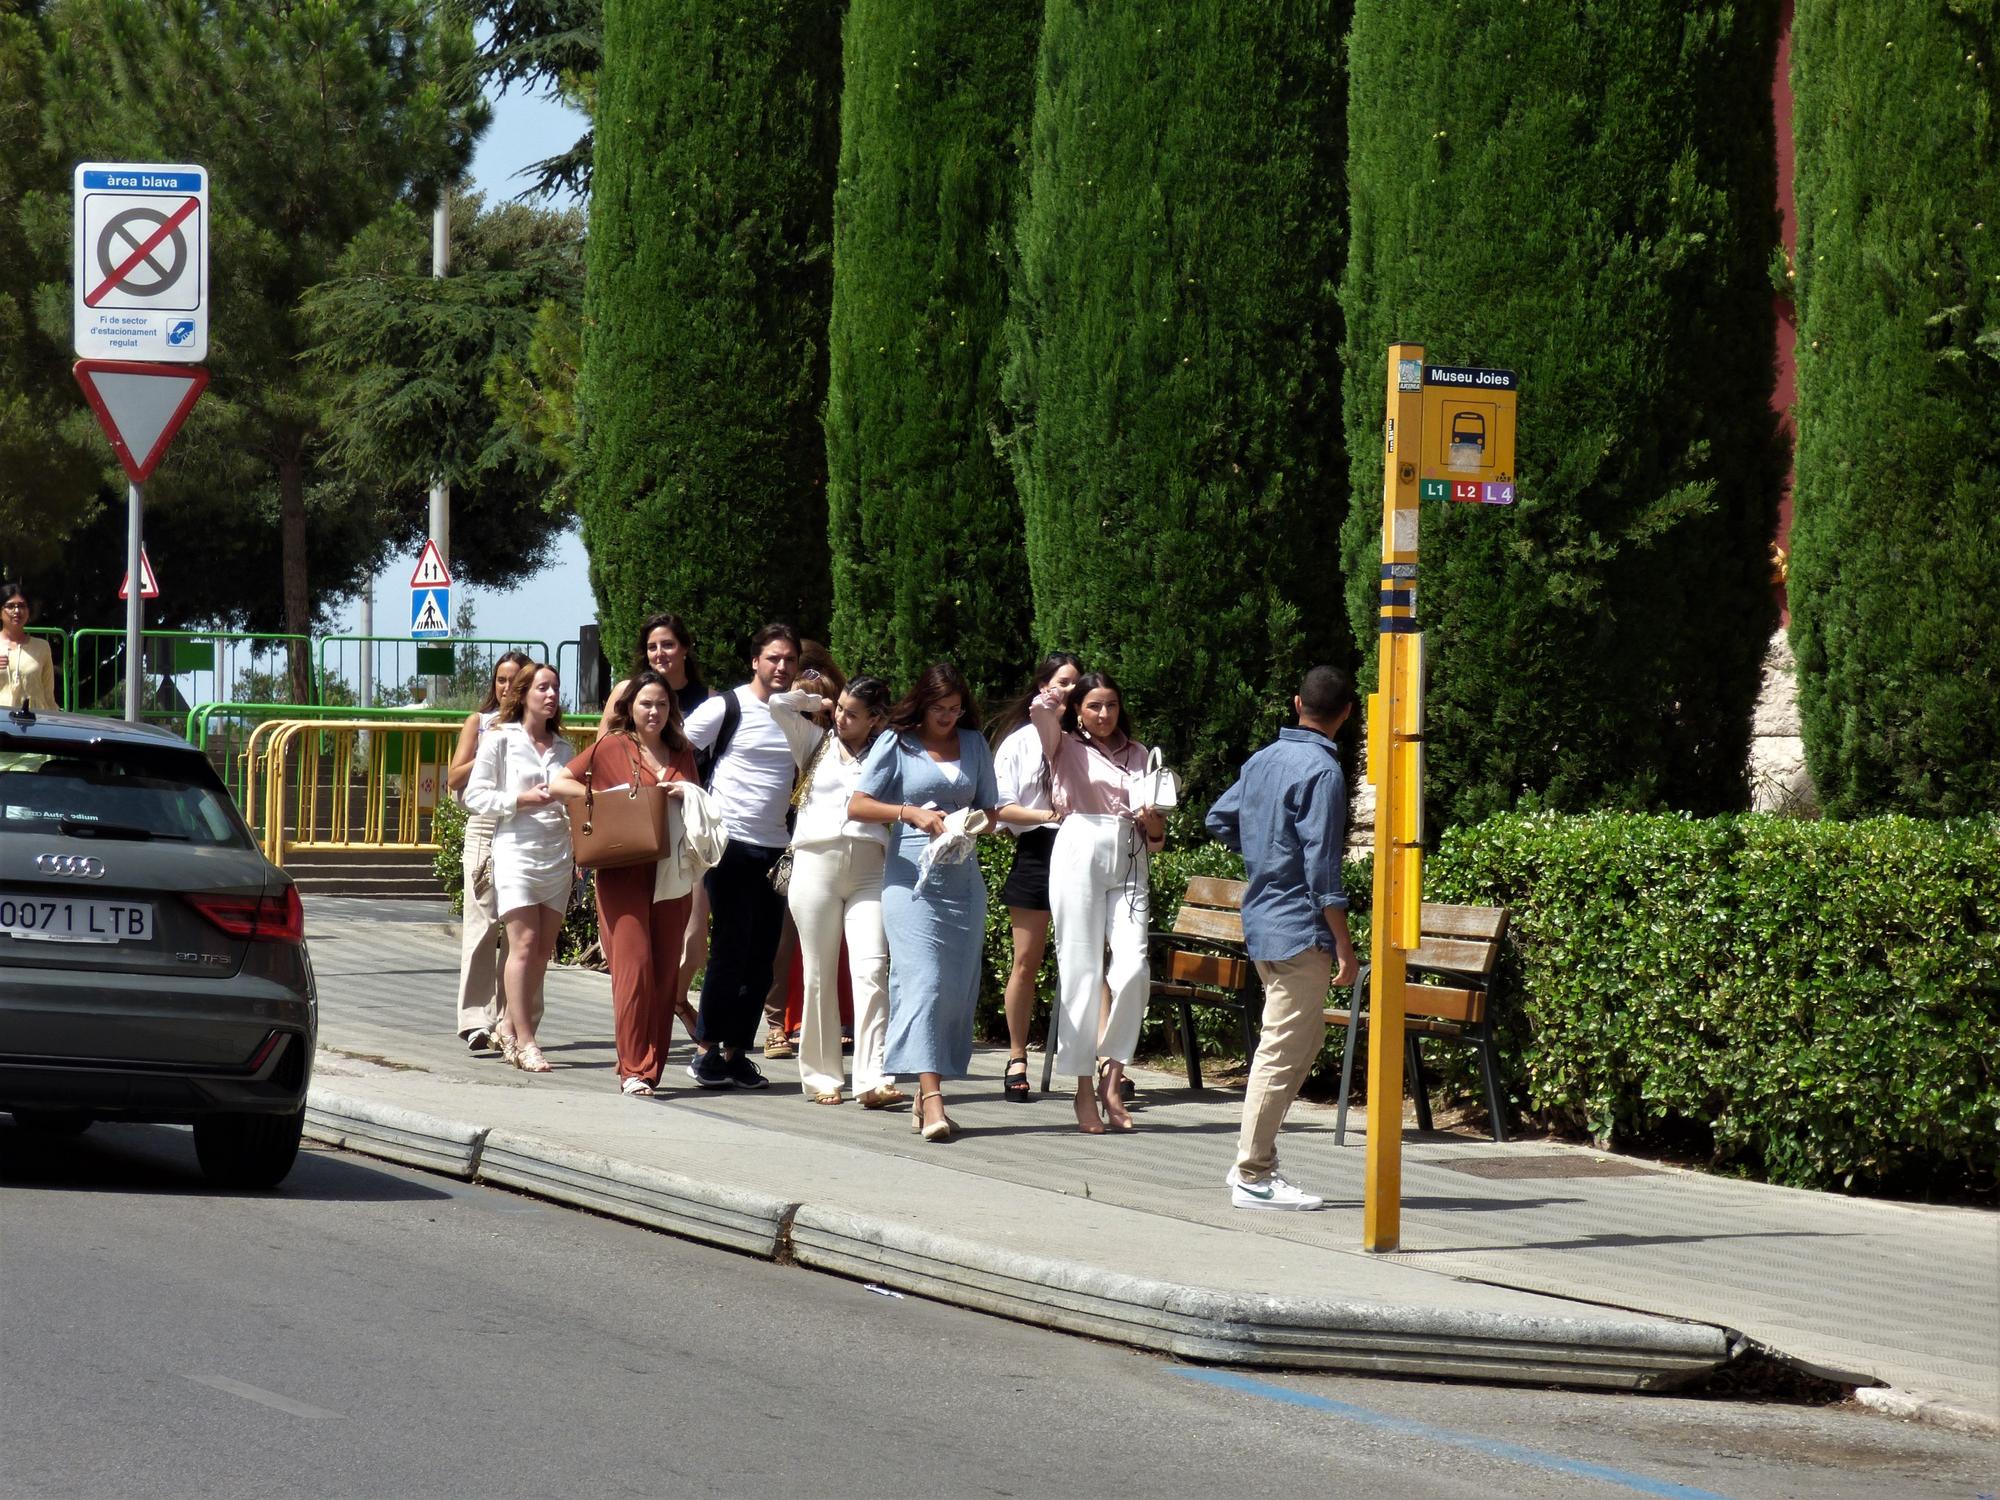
[1437,1155,1659,1180]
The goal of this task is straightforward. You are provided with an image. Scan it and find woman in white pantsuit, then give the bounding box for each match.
[1031,672,1166,1133]
[463,661,576,1075]
[770,677,900,1106]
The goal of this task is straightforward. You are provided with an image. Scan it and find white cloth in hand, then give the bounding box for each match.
[915,806,990,888]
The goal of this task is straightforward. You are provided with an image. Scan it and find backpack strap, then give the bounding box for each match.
[697,688,742,790]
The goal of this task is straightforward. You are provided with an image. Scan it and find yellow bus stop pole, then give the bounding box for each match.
[1365,343,1425,1252]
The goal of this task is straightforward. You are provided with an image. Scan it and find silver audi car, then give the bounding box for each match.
[0,703,316,1186]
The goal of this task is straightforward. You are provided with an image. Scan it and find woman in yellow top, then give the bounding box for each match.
[0,580,58,712]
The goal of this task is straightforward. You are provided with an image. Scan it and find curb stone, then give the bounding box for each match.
[787,1204,1737,1391]
[477,1130,792,1258]
[304,1091,486,1179]
[1853,1385,2000,1436]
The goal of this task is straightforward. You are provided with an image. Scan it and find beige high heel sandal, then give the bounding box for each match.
[917,1090,957,1142]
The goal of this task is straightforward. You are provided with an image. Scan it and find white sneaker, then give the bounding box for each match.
[1226,1169,1324,1211]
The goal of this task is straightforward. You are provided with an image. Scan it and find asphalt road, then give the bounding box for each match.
[1,1120,1991,1500]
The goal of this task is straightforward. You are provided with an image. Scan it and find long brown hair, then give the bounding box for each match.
[495,660,563,733]
[887,662,980,737]
[606,669,689,752]
[988,651,1084,744]
[478,650,534,714]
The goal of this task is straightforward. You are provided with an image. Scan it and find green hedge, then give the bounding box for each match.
[1429,812,1999,1196]
[1340,0,1787,826]
[1002,2,1351,806]
[1787,2,2000,816]
[579,0,841,670]
[823,0,1039,702]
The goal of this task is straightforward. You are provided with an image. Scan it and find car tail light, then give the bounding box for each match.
[188,885,305,944]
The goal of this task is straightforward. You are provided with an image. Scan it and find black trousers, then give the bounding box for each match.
[699,841,787,1050]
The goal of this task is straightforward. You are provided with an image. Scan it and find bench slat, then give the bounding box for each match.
[1183,875,1247,907]
[1408,935,1498,976]
[1171,906,1246,944]
[1325,1008,1469,1038]
[1167,948,1250,991]
[1420,903,1507,941]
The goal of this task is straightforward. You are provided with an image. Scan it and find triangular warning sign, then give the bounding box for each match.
[118,547,160,600]
[73,359,209,483]
[410,538,452,588]
[412,591,449,635]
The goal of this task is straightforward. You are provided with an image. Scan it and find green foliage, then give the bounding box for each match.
[19,0,484,658]
[1787,3,2000,816]
[1003,3,1351,805]
[1429,812,2000,1196]
[465,0,599,199]
[579,0,840,676]
[823,0,1038,701]
[303,193,582,584]
[1341,0,1789,827]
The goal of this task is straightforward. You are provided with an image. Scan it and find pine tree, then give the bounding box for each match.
[579,0,840,673]
[823,0,1038,700]
[1004,3,1349,797]
[1788,2,2000,816]
[1340,0,1787,827]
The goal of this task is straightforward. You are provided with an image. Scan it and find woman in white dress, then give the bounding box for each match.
[445,650,534,1053]
[463,661,576,1074]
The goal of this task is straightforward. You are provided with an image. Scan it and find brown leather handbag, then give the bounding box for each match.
[568,737,671,870]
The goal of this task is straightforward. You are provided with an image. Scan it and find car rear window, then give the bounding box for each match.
[0,745,251,848]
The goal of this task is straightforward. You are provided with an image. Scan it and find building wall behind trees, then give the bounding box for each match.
[823,0,1039,703]
[1788,1,2000,817]
[579,0,840,672]
[1004,2,1351,799]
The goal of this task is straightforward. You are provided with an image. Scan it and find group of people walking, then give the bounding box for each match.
[447,612,1361,1208]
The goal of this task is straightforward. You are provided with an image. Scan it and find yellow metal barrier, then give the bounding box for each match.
[249,718,598,867]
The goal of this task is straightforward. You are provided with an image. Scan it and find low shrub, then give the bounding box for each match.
[1429,812,2000,1197]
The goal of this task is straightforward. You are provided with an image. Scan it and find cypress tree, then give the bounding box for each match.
[1341,0,1788,828]
[1004,3,1349,798]
[1788,3,2000,816]
[824,0,1038,701]
[580,0,840,670]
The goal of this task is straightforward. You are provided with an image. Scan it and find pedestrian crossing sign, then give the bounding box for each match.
[411,587,450,638]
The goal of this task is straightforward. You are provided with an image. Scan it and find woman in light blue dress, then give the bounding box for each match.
[849,664,1034,1140]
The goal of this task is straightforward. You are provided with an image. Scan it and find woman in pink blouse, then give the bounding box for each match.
[1031,672,1167,1132]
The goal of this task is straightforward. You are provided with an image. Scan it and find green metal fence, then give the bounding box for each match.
[315,634,551,716]
[68,629,317,728]
[26,625,67,709]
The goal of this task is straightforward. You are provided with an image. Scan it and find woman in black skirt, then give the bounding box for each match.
[989,652,1084,1100]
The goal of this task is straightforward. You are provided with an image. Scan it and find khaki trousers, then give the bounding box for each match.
[454,825,508,1037]
[1233,947,1332,1180]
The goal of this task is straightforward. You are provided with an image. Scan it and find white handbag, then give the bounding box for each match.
[1128,746,1181,810]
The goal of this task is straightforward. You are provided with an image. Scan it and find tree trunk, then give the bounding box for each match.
[278,438,311,704]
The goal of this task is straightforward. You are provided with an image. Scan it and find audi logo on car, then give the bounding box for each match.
[34,853,105,879]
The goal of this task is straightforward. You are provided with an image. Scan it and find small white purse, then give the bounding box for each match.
[1128,746,1181,810]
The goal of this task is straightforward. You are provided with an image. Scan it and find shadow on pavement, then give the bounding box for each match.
[0,1120,454,1204]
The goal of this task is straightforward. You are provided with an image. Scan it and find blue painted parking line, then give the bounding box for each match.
[1172,1368,1740,1500]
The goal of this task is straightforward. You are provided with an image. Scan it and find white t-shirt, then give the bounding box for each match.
[992,722,1050,836]
[685,684,807,850]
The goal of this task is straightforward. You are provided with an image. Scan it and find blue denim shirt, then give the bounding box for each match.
[1204,727,1348,962]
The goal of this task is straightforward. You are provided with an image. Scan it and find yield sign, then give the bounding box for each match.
[72,359,208,483]
[118,547,160,601]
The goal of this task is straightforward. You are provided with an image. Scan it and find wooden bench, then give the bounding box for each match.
[1043,874,1263,1091]
[1331,902,1510,1144]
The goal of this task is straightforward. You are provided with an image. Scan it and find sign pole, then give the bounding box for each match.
[124,480,144,723]
[425,188,452,704]
[1365,343,1427,1252]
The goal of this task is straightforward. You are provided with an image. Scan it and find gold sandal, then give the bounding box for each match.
[857,1085,907,1110]
[810,1089,843,1105]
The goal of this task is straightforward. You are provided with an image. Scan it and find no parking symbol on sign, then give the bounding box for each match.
[73,162,209,362]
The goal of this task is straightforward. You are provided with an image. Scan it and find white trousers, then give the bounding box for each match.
[787,840,892,1096]
[455,825,508,1036]
[1049,814,1150,1078]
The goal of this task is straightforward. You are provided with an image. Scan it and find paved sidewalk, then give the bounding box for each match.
[302,900,1998,1426]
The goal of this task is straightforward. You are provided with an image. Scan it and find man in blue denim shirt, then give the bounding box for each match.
[1205,666,1357,1210]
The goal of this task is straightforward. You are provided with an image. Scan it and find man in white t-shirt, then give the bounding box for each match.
[682,624,803,1088]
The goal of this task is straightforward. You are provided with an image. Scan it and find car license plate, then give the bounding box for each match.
[0,895,154,944]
